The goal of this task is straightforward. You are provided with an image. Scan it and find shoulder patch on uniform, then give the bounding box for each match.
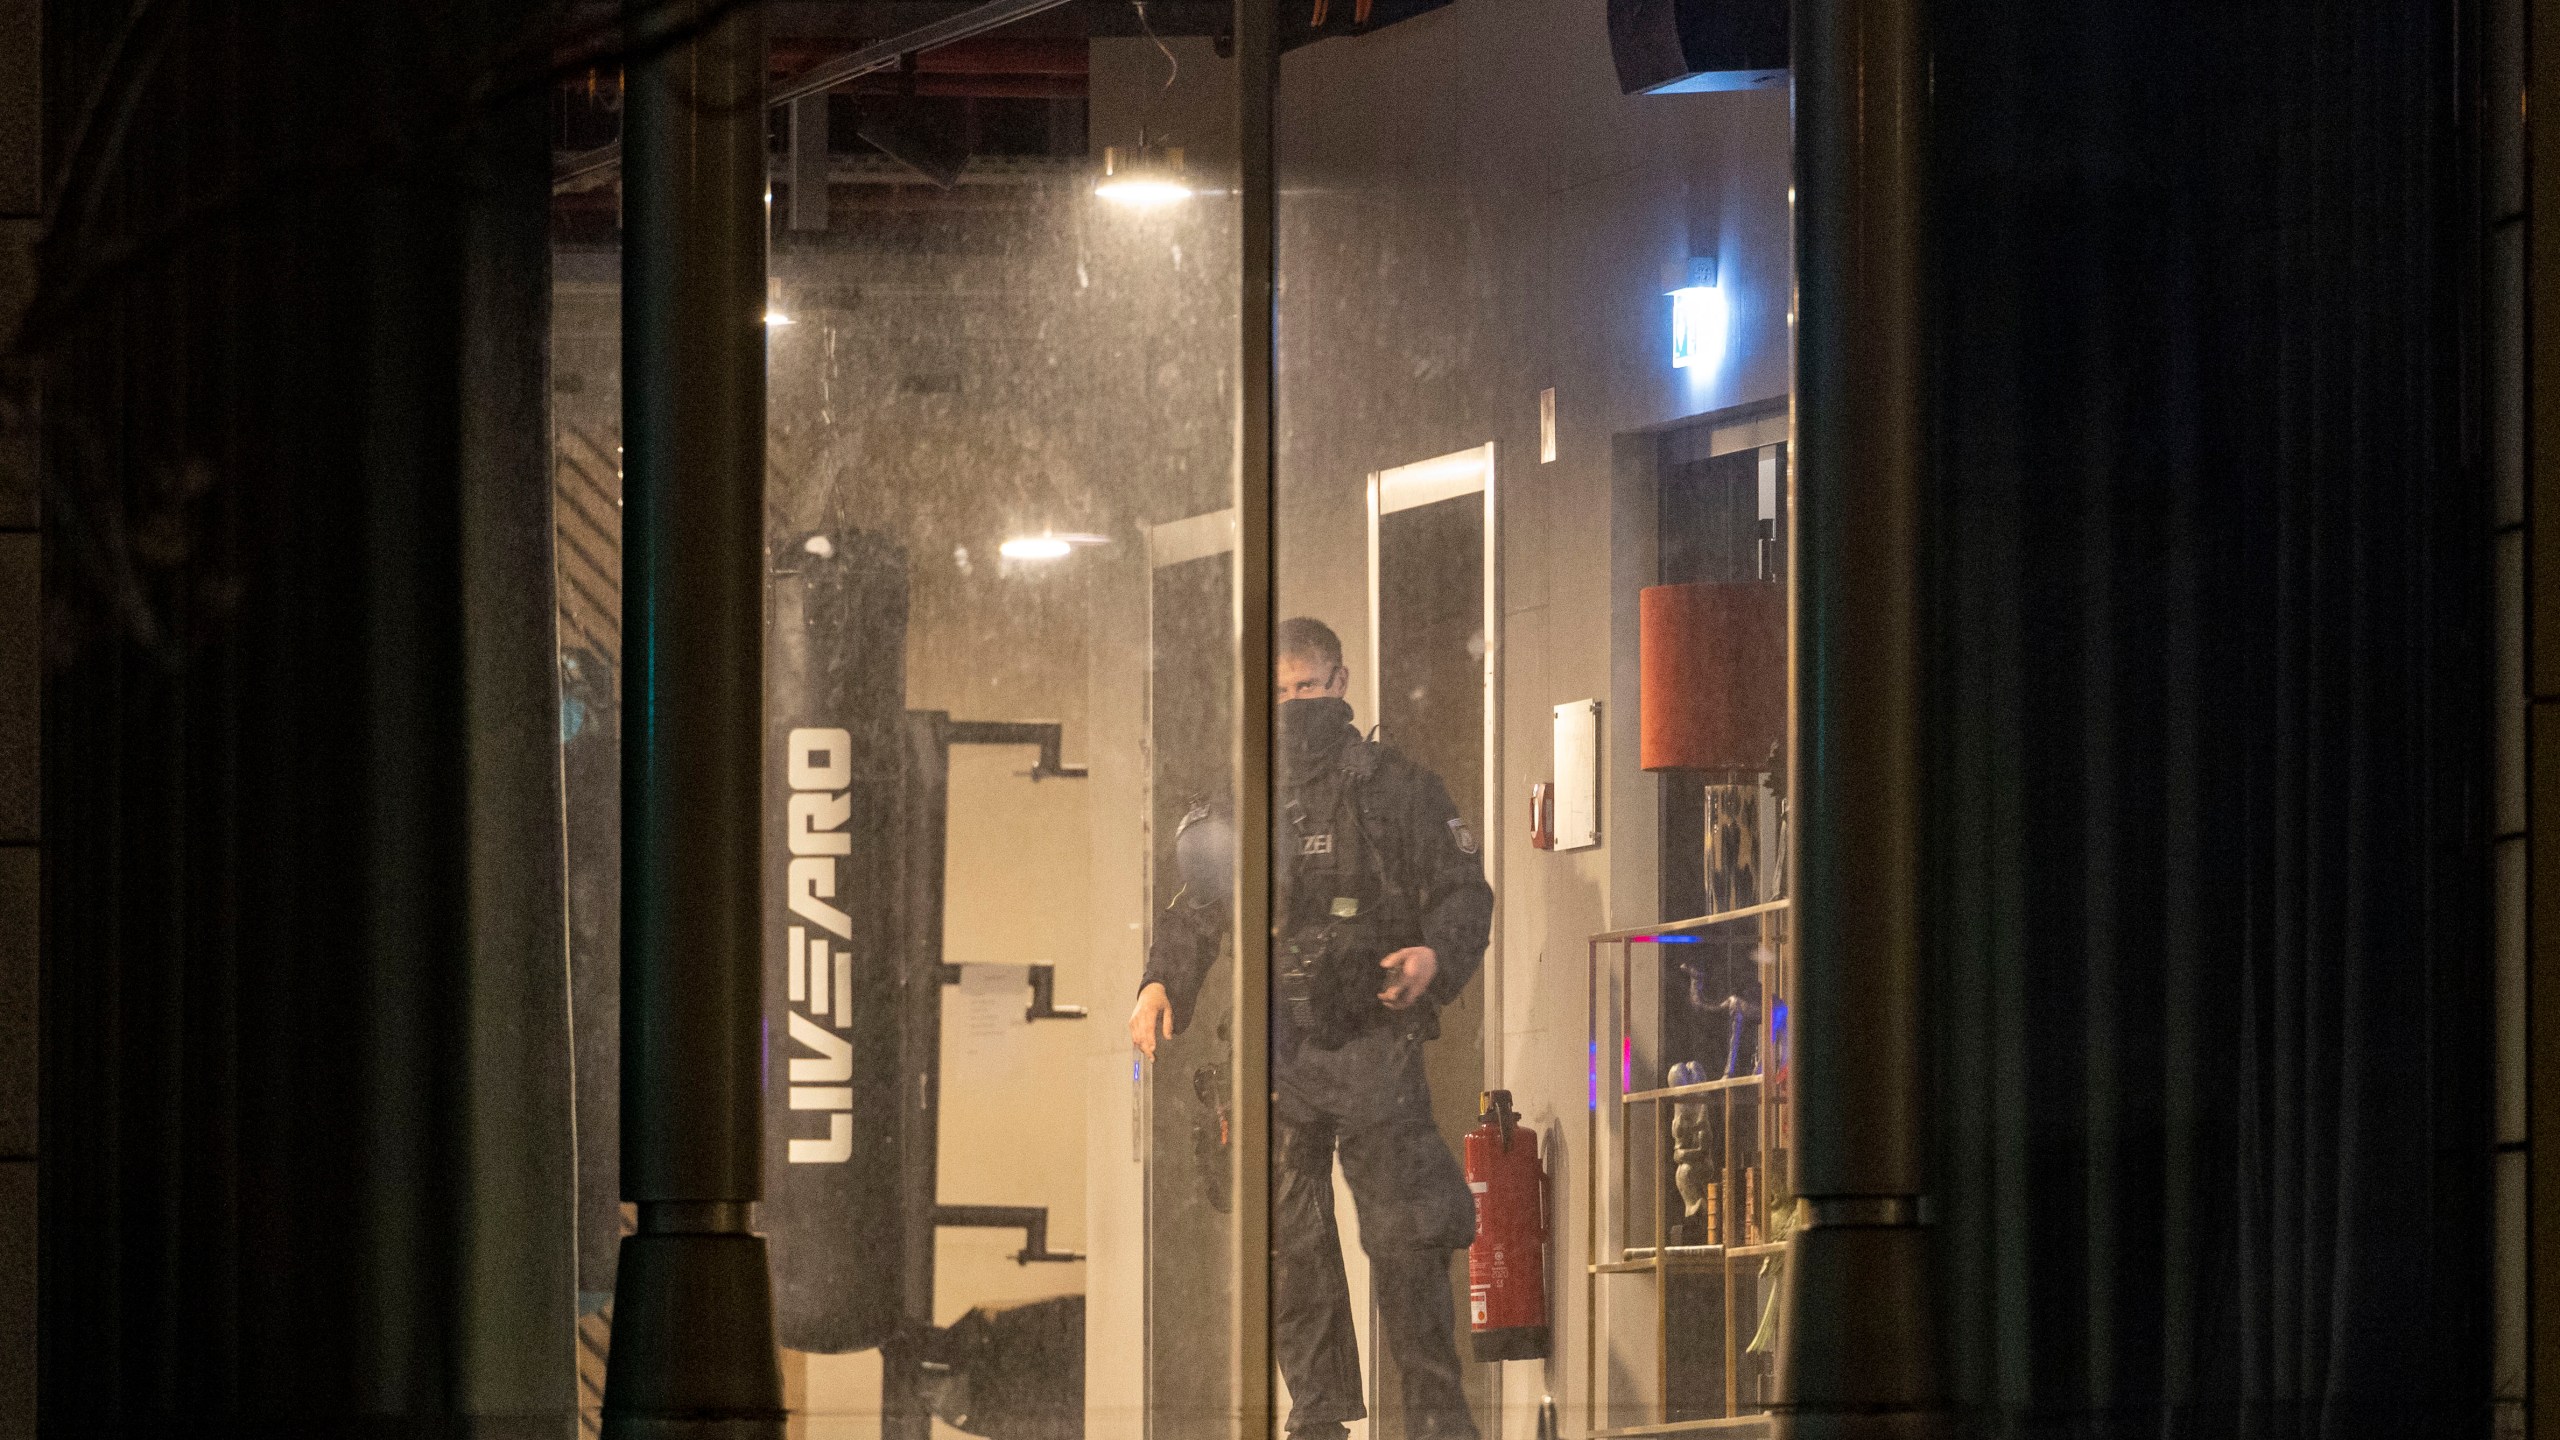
[1448,817,1477,855]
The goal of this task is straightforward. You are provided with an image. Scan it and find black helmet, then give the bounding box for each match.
[1173,799,1235,905]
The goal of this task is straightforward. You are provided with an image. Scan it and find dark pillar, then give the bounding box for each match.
[603,1,785,1436]
[1235,0,1280,1431]
[36,2,577,1428]
[1772,0,1940,1431]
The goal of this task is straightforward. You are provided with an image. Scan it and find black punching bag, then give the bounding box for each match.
[764,530,912,1351]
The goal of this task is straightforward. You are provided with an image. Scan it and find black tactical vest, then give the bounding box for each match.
[1275,738,1421,1046]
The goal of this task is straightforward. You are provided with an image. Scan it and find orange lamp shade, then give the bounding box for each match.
[1638,581,1786,772]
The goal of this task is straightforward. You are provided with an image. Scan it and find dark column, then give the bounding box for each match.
[604,1,785,1435]
[0,0,35,1428]
[35,2,576,1428]
[1236,0,1279,1431]
[1773,0,1940,1431]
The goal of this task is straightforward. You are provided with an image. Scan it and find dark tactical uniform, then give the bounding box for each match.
[1145,697,1494,1440]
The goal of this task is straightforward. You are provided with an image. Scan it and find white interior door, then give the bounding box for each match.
[1364,443,1499,1440]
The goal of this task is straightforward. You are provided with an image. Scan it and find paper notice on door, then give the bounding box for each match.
[955,963,1030,1072]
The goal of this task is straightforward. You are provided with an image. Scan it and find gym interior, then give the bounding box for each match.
[548,1,1793,1434]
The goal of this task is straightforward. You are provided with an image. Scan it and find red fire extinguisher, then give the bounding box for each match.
[1466,1089,1551,1361]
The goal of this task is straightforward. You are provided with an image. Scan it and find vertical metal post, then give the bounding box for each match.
[1773,0,1940,1429]
[1234,0,1279,1434]
[604,2,786,1436]
[1585,938,1603,1437]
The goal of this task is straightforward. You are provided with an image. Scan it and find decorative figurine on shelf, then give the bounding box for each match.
[1667,1060,1714,1243]
[1716,993,1760,1079]
[1680,957,1763,1078]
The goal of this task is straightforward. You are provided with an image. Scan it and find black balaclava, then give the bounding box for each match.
[1278,696,1357,775]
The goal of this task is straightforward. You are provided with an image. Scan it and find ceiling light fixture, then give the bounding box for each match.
[1096,1,1193,209]
[1096,145,1192,208]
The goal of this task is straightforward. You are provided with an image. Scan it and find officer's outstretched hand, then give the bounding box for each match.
[1130,982,1175,1058]
[1378,947,1438,1009]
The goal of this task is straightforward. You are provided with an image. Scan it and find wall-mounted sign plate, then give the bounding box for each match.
[1553,699,1601,851]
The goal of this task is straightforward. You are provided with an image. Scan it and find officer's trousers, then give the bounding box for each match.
[1274,1024,1480,1439]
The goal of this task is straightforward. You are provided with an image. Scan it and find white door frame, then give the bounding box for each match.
[1366,441,1501,1090]
[1364,443,1501,1439]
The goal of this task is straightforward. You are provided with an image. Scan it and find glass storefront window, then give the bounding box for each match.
[552,5,1793,1436]
[1269,15,1792,1438]
[556,15,1252,1435]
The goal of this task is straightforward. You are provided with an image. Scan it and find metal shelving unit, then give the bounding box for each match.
[1583,897,1789,1439]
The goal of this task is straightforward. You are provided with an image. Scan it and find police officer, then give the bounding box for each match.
[1130,617,1493,1440]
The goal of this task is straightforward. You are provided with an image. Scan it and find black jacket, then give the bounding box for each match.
[1143,699,1494,1038]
